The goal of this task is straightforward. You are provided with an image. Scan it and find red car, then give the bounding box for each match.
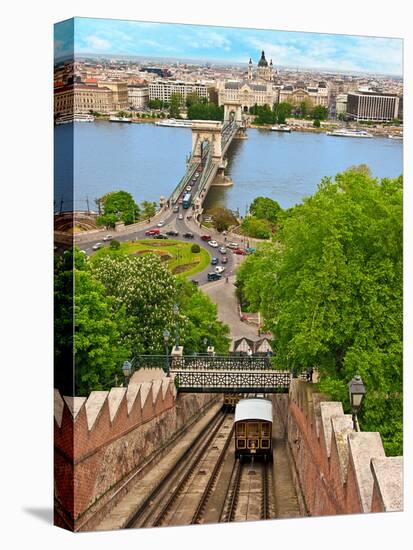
[145,228,160,236]
[201,234,212,241]
[221,256,228,264]
[233,248,247,255]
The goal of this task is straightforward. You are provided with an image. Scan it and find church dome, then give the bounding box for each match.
[258,50,268,67]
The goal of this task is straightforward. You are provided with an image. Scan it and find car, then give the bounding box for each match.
[92,242,102,250]
[215,266,225,274]
[211,257,219,265]
[145,228,160,236]
[178,198,183,204]
[195,172,199,178]
[221,256,228,264]
[219,246,227,254]
[208,240,219,248]
[157,220,165,227]
[207,272,222,281]
[233,248,247,255]
[201,234,212,241]
[191,279,199,286]
[103,234,113,241]
[227,242,240,249]
[173,205,179,213]
[183,232,194,239]
[153,233,168,239]
[178,213,184,220]
[166,230,179,236]
[186,186,192,192]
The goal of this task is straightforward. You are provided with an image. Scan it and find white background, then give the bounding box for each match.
[1,0,411,548]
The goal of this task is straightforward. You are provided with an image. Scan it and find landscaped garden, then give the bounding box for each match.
[91,239,210,277]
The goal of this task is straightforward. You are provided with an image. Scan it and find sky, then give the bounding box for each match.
[54,17,403,76]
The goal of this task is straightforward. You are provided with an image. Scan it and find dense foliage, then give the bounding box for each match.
[237,168,403,455]
[96,190,140,227]
[240,197,282,238]
[187,97,224,121]
[206,206,238,232]
[240,217,272,239]
[54,250,231,395]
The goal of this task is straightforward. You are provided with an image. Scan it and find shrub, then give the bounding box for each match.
[191,243,201,253]
[110,240,121,250]
[240,217,272,239]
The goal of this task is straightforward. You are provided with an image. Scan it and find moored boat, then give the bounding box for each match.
[327,128,373,138]
[270,124,291,132]
[109,116,132,123]
[155,118,193,128]
[388,134,403,140]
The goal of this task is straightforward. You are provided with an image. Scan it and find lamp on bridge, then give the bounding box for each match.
[122,360,132,386]
[163,329,171,377]
[348,375,366,431]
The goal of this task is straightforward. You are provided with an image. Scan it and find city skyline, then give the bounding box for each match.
[54,17,403,77]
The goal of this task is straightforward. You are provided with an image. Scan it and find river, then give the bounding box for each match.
[54,121,402,213]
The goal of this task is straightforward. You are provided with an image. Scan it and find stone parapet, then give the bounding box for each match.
[54,368,218,530]
[287,379,403,516]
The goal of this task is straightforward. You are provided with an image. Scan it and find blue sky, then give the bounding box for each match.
[54,17,403,76]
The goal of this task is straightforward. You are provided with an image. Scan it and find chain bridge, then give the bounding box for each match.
[133,355,312,393]
[170,100,247,212]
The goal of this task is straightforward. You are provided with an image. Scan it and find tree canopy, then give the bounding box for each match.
[237,168,403,455]
[96,190,140,227]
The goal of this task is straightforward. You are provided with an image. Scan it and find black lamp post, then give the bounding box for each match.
[348,375,366,431]
[173,304,180,350]
[163,329,171,376]
[122,360,132,386]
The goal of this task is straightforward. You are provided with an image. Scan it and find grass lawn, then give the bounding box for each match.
[91,239,210,276]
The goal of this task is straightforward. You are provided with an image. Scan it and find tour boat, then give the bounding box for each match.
[56,113,95,125]
[388,134,403,140]
[326,129,373,138]
[109,116,132,123]
[270,124,291,132]
[155,118,193,128]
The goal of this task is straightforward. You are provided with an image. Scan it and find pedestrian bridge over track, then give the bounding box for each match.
[133,355,312,393]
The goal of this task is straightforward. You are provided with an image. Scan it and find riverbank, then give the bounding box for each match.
[249,121,403,137]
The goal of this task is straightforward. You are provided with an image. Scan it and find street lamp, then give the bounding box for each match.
[122,360,132,386]
[163,329,171,376]
[203,337,208,354]
[173,304,180,350]
[348,375,366,431]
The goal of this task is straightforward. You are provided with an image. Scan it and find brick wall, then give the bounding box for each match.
[54,369,219,530]
[287,380,403,516]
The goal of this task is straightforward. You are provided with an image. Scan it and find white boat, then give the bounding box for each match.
[55,113,95,124]
[109,116,132,123]
[388,134,403,140]
[270,124,291,132]
[327,129,373,138]
[74,114,94,122]
[155,118,193,128]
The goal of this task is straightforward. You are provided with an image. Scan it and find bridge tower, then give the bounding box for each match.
[223,101,243,123]
[191,120,223,162]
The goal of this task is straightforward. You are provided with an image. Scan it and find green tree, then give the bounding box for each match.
[96,191,140,227]
[312,105,328,120]
[92,254,178,353]
[313,119,321,127]
[240,217,272,239]
[275,102,293,124]
[237,168,403,455]
[191,243,201,253]
[74,268,130,395]
[140,200,157,220]
[110,239,121,250]
[207,207,238,232]
[249,196,282,225]
[169,93,183,118]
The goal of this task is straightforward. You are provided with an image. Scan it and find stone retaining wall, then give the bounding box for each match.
[54,369,219,530]
[287,380,403,516]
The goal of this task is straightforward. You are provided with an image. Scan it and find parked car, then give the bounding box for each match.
[208,240,219,248]
[178,198,183,204]
[207,272,222,281]
[102,234,113,241]
[218,246,227,254]
[173,205,179,213]
[183,232,194,239]
[153,233,168,239]
[215,266,225,274]
[227,242,240,249]
[221,256,228,264]
[92,242,102,250]
[201,234,212,241]
[246,247,256,254]
[178,213,184,220]
[211,257,219,265]
[157,220,166,227]
[186,185,192,192]
[166,230,179,236]
[145,228,160,236]
[233,248,247,255]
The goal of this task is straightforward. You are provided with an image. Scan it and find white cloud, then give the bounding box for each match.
[85,35,111,51]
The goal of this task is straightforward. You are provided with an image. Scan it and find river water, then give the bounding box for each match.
[54,121,402,213]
